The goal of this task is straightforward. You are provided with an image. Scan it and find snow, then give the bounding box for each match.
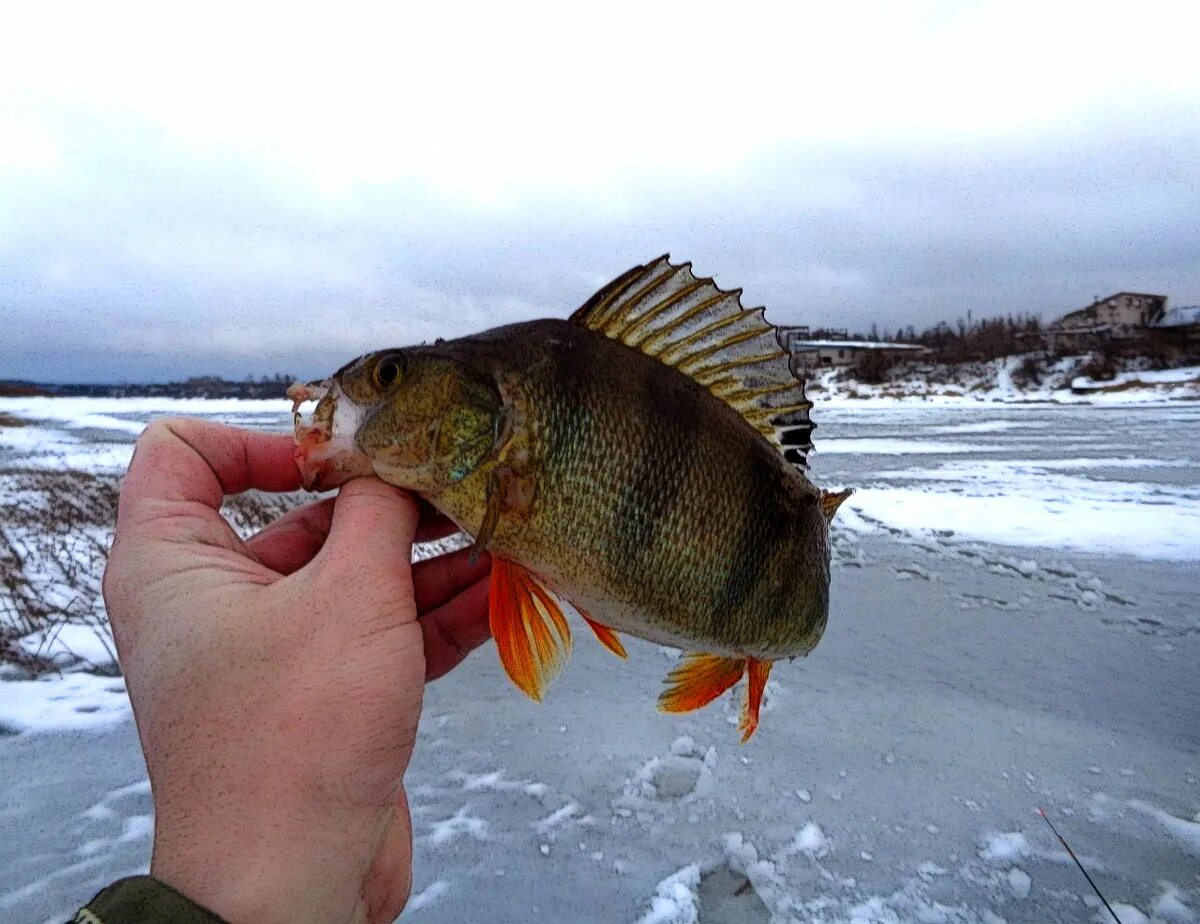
[18,623,116,670]
[4,398,1200,923]
[977,831,1030,864]
[813,356,1200,405]
[790,339,926,350]
[1107,903,1151,924]
[636,863,700,924]
[1072,365,1200,392]
[533,801,580,834]
[844,482,1200,561]
[788,821,831,857]
[404,880,449,915]
[1151,885,1198,923]
[1154,305,1200,328]
[425,805,488,846]
[1005,866,1031,899]
[817,439,1000,455]
[0,396,289,425]
[0,672,130,735]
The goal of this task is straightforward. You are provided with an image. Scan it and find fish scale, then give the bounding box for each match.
[444,321,825,657]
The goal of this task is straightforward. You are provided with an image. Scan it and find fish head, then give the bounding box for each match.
[291,348,501,494]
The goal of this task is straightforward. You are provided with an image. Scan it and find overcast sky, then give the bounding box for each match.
[2,1,1198,382]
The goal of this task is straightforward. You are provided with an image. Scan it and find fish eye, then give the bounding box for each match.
[372,353,405,389]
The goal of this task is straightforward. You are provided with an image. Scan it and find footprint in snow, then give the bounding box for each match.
[696,864,771,924]
[614,736,716,813]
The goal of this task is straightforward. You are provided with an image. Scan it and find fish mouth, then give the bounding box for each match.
[288,378,374,490]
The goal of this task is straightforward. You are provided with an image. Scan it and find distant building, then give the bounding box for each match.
[1152,305,1200,352]
[784,338,929,372]
[1046,292,1167,352]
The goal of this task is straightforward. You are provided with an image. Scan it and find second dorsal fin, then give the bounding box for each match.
[570,256,815,466]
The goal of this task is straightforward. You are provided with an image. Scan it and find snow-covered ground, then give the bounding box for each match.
[1,397,1198,923]
[812,356,1200,405]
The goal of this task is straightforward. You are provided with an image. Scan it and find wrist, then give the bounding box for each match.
[149,800,382,924]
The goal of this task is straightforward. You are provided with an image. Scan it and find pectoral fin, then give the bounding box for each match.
[468,462,537,563]
[489,558,572,701]
[658,653,745,713]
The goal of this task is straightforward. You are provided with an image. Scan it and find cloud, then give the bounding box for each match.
[1,2,1198,381]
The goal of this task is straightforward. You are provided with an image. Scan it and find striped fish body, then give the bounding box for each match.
[292,257,848,739]
[424,318,830,660]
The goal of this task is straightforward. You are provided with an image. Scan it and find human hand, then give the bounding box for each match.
[102,418,491,924]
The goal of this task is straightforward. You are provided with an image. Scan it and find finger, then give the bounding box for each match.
[421,576,491,682]
[244,498,337,575]
[119,418,299,526]
[316,477,419,573]
[412,547,491,613]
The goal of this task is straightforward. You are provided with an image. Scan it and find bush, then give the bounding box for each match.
[1078,350,1119,381]
[1011,355,1043,387]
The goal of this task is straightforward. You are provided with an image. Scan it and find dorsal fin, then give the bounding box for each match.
[570,256,815,466]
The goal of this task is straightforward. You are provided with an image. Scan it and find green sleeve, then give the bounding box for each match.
[73,876,228,924]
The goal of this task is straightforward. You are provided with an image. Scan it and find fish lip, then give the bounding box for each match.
[289,378,373,491]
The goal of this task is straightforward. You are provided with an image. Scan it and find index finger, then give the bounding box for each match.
[119,417,301,523]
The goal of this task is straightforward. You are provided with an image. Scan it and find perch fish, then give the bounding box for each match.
[289,256,850,740]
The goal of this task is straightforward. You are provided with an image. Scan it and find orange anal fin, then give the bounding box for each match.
[820,487,854,523]
[658,653,745,714]
[489,559,572,702]
[579,611,628,659]
[739,658,774,742]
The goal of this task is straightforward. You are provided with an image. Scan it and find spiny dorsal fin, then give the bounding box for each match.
[820,488,853,522]
[570,256,815,466]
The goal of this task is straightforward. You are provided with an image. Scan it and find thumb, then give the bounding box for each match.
[317,477,419,572]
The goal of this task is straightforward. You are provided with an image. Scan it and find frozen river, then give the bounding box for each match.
[1,396,1198,923]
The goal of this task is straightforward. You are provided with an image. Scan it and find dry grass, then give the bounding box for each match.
[1,466,311,675]
[1,469,118,673]
[0,412,31,428]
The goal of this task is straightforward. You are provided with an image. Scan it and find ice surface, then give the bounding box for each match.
[4,399,1200,923]
[1127,800,1200,858]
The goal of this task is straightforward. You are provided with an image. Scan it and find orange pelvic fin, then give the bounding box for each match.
[658,652,745,714]
[489,558,572,701]
[739,658,774,742]
[579,611,628,659]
